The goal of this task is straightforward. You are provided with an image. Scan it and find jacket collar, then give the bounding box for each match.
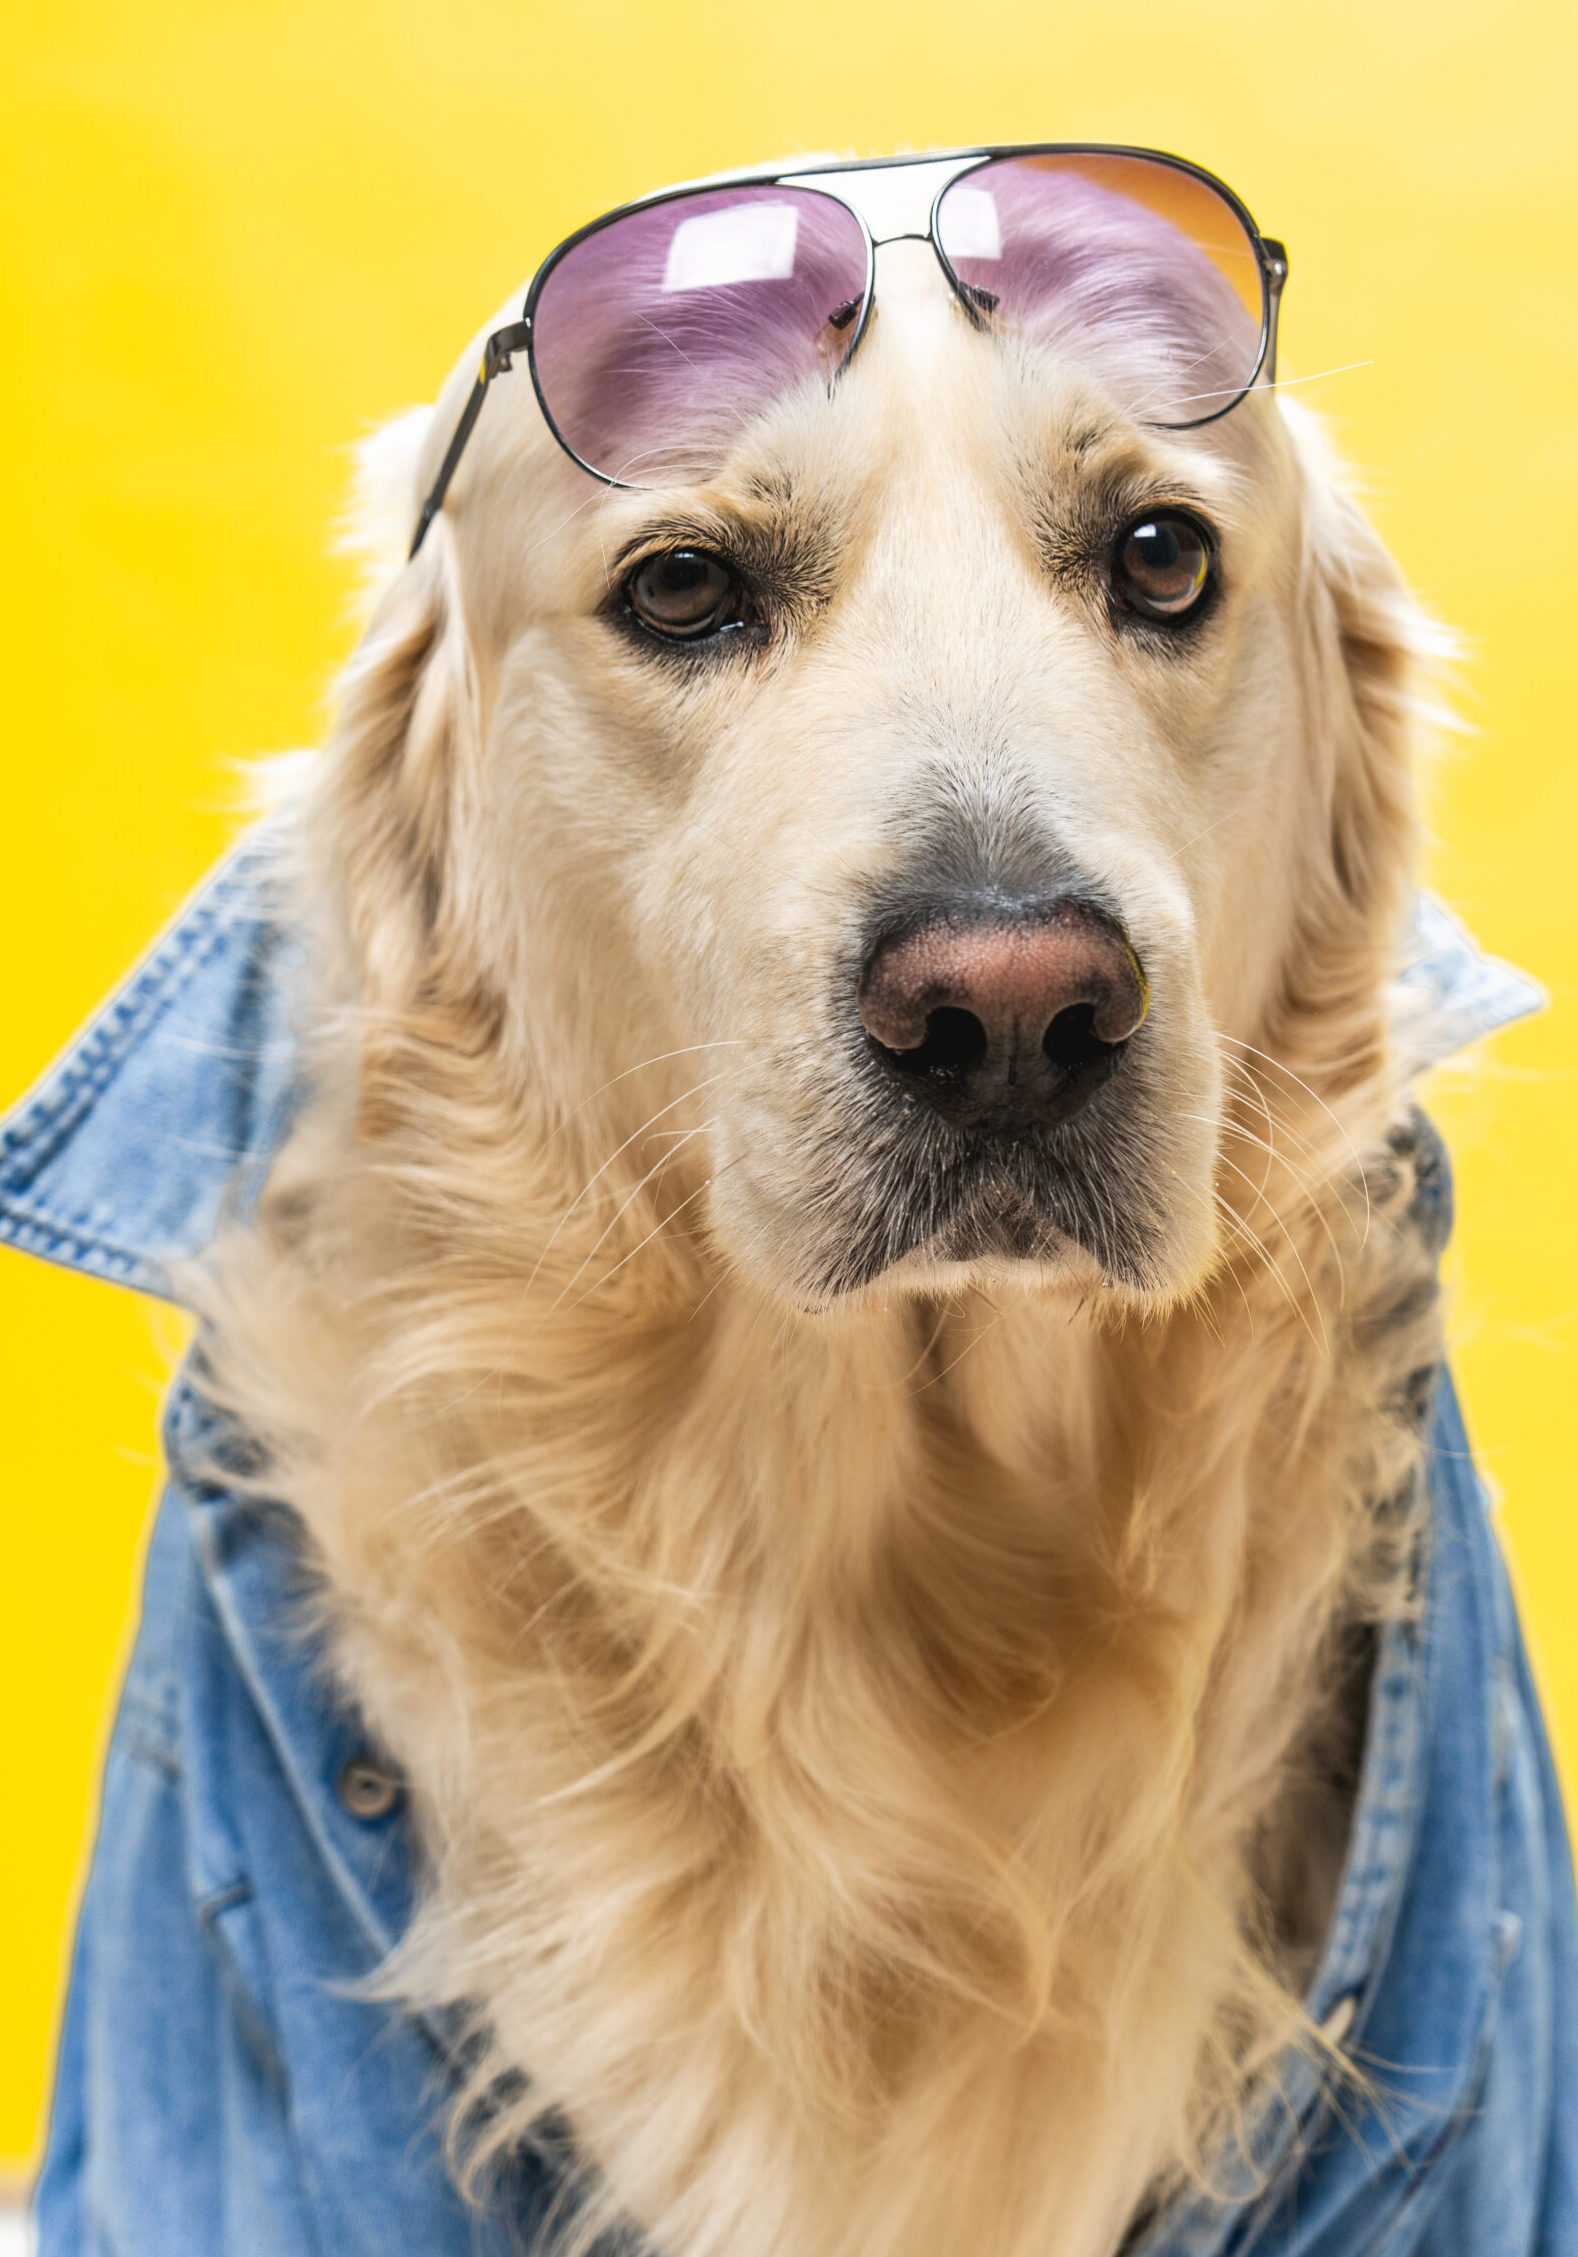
[0,830,1546,1304]
[0,833,302,1299]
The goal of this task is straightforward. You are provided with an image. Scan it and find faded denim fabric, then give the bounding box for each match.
[1,836,1572,2256]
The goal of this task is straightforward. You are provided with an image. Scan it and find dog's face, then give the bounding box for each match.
[348,237,1412,1312]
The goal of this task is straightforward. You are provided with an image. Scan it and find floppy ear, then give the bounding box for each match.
[1273,405,1440,1091]
[322,410,484,1005]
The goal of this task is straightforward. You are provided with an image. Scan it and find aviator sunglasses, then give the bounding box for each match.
[409,145,1289,557]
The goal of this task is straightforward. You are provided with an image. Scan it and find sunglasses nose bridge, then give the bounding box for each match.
[862,229,979,336]
[787,154,977,246]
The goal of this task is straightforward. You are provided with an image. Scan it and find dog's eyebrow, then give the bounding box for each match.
[605,500,847,611]
[605,514,744,579]
[1025,447,1234,582]
[1064,420,1116,465]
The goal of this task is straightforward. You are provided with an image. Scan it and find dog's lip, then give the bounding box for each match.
[813,1198,1106,1306]
[798,1142,1141,1300]
[926,1193,1063,1264]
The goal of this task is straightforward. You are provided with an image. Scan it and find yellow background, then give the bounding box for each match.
[3,0,1576,2179]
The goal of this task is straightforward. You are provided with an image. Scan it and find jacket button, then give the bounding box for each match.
[336,1755,403,1821]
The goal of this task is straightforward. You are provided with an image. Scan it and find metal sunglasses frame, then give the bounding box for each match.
[408,143,1289,558]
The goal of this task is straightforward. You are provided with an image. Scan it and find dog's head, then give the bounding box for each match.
[325,225,1422,1314]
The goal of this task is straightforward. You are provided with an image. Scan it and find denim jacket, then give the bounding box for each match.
[2,838,1573,2257]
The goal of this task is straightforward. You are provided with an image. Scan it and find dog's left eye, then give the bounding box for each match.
[1112,514,1213,623]
[626,550,744,640]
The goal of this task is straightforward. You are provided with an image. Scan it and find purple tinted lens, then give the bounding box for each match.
[936,155,1266,426]
[530,185,870,484]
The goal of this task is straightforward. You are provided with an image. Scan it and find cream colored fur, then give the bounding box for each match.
[198,244,1446,2257]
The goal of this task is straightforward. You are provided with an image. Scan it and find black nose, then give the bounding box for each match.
[857,898,1148,1131]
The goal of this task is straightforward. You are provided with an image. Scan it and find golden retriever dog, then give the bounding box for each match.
[190,151,1457,2257]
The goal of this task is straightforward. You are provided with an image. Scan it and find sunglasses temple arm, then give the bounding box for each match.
[408,319,533,559]
[1260,239,1289,388]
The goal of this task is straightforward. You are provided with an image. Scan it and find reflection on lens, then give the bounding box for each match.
[661,202,803,291]
[532,186,870,485]
[935,154,1266,427]
[938,183,1003,262]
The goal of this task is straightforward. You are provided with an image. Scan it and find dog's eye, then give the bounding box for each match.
[1113,514,1213,622]
[626,550,743,640]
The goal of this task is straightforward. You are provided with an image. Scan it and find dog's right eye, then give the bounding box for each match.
[626,550,744,640]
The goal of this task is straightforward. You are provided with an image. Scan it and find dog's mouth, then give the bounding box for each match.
[791,1098,1175,1303]
[926,1183,1069,1265]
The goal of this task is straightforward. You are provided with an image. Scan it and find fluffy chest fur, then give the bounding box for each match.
[202,1043,1439,2257]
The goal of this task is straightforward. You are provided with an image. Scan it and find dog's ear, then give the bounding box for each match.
[1275,405,1440,1086]
[322,410,483,1002]
[338,406,440,611]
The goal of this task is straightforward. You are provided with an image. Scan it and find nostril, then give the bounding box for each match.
[1042,1002,1114,1076]
[898,1006,988,1078]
